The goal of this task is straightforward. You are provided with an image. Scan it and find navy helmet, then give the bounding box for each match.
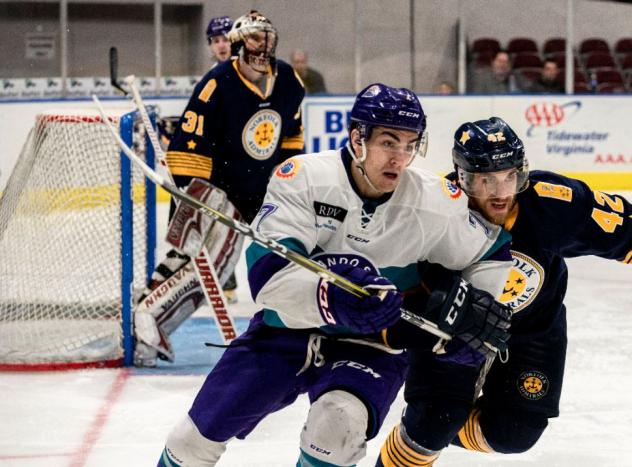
[349,83,428,158]
[206,16,233,41]
[350,83,426,136]
[453,117,529,196]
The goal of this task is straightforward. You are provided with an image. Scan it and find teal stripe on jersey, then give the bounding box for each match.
[245,237,309,270]
[481,228,512,261]
[262,309,287,327]
[158,448,181,467]
[297,448,348,467]
[380,263,420,291]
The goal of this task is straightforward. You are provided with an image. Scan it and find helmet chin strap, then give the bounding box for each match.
[345,140,381,195]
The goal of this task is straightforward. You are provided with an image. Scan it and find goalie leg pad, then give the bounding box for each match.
[140,249,190,301]
[160,415,228,466]
[133,313,174,366]
[165,177,243,287]
[298,390,369,466]
[134,261,204,363]
[166,178,226,258]
[203,199,244,286]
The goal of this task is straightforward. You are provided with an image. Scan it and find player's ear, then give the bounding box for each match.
[349,128,361,148]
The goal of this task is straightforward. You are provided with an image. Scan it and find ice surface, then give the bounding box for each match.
[1,201,631,466]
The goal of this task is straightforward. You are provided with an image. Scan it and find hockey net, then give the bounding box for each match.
[0,108,155,370]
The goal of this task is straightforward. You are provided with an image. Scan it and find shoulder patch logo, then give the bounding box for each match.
[275,158,300,179]
[517,370,549,400]
[242,109,282,160]
[441,179,462,200]
[533,181,573,202]
[500,250,545,313]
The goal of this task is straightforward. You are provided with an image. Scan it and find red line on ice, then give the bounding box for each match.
[0,452,72,460]
[68,368,131,467]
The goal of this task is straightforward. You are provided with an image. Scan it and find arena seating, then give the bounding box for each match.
[468,36,632,93]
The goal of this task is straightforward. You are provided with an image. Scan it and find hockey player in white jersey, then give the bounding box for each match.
[158,83,513,467]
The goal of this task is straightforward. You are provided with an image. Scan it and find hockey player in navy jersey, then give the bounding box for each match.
[157,84,513,466]
[205,15,232,66]
[377,116,632,466]
[134,10,305,366]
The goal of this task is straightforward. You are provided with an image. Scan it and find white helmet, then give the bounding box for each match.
[226,10,278,72]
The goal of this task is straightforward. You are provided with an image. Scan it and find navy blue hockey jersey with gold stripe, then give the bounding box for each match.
[498,170,632,335]
[166,59,305,222]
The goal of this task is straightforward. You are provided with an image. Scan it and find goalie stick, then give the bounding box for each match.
[109,47,237,344]
[92,94,514,351]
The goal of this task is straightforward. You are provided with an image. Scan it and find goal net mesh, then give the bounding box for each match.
[0,109,153,369]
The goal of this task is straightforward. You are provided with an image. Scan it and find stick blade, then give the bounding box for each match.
[109,47,127,95]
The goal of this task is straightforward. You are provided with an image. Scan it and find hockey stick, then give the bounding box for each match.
[93,94,457,342]
[109,49,237,344]
[109,47,127,95]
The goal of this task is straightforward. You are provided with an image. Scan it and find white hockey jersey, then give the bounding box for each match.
[246,147,511,331]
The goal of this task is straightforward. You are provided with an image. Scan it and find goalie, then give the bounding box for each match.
[134,10,305,367]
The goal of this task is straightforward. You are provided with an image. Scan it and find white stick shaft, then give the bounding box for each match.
[92,94,238,343]
[123,75,169,172]
[92,94,452,341]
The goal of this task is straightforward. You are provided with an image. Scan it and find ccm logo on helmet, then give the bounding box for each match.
[492,151,513,160]
[398,111,420,118]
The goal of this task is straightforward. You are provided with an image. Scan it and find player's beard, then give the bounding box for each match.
[470,195,516,226]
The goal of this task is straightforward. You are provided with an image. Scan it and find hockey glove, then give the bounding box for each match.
[317,263,402,334]
[436,338,486,367]
[427,277,511,359]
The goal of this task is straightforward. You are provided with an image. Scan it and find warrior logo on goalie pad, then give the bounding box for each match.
[136,263,205,332]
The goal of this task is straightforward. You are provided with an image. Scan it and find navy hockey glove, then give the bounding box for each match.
[422,276,511,356]
[428,277,512,359]
[317,264,402,334]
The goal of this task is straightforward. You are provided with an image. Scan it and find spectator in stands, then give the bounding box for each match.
[470,50,523,94]
[528,59,564,93]
[434,81,456,94]
[290,49,327,94]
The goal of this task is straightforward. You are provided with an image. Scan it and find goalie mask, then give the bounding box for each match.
[452,117,529,198]
[227,10,278,73]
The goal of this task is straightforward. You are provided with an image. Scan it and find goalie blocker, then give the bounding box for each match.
[134,179,243,367]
